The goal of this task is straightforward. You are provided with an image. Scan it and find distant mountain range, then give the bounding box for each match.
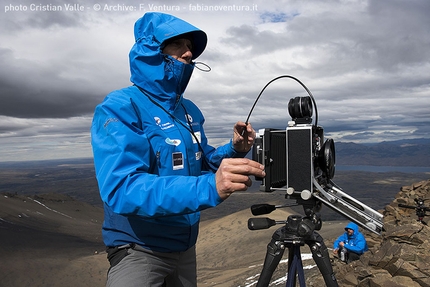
[334,138,430,167]
[0,138,429,168]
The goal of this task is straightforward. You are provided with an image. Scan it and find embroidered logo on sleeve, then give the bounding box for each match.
[103,118,119,128]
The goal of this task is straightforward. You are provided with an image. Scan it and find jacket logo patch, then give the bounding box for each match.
[154,116,174,130]
[165,138,181,146]
[172,152,184,170]
[185,114,193,123]
[192,131,201,144]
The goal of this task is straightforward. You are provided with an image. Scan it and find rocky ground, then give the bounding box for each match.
[1,177,429,286]
[306,179,430,287]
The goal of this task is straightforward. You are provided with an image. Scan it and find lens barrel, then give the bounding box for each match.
[288,96,313,120]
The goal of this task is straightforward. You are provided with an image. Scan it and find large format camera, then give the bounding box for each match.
[250,77,383,235]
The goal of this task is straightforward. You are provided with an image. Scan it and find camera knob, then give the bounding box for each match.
[301,189,312,200]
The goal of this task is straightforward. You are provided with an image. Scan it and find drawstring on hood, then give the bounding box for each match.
[129,12,207,112]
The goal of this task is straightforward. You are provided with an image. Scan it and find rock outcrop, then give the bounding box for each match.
[307,179,430,287]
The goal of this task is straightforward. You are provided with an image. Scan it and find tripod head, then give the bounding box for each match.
[248,201,322,238]
[398,197,430,223]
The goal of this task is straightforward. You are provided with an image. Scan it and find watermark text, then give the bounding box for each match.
[4,3,258,13]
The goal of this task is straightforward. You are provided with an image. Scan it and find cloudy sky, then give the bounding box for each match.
[1,0,429,162]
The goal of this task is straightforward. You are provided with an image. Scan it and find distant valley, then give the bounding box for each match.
[335,138,430,167]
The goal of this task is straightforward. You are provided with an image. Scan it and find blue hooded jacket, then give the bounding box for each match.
[91,12,243,252]
[333,222,368,255]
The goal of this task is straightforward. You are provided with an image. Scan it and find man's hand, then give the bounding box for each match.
[233,121,256,153]
[333,248,339,256]
[215,158,265,200]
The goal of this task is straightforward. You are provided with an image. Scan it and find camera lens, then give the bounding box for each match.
[288,96,313,120]
[318,138,336,179]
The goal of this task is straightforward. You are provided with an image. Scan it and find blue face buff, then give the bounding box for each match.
[162,55,195,96]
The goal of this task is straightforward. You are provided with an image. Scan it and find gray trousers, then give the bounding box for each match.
[107,244,197,287]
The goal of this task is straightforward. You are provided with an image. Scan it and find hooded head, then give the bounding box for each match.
[129,12,207,108]
[344,222,359,237]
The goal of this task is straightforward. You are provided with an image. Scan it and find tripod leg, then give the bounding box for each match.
[306,232,338,287]
[256,238,285,287]
[286,245,306,287]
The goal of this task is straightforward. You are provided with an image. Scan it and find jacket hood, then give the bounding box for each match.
[345,222,359,237]
[129,12,207,110]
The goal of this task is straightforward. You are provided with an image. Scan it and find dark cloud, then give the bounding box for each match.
[220,0,430,74]
[0,48,101,118]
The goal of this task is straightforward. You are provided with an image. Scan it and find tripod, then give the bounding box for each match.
[253,215,338,287]
[398,198,430,225]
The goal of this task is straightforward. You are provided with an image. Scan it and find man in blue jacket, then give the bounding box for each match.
[333,222,368,263]
[91,12,265,287]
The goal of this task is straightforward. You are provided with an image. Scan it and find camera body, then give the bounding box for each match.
[253,100,335,199]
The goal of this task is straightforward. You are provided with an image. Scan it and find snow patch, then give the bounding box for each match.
[28,197,73,219]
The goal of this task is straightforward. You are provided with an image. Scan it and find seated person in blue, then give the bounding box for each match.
[333,222,368,263]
